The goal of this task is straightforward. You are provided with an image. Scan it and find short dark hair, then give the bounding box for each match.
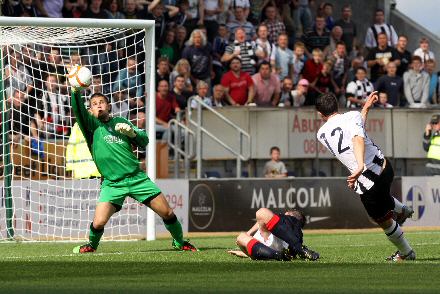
[157,57,169,64]
[356,66,367,74]
[412,55,422,63]
[375,8,384,14]
[175,74,186,80]
[420,37,429,43]
[257,60,271,72]
[90,93,109,103]
[230,56,241,65]
[336,41,346,47]
[315,93,338,117]
[270,146,280,154]
[399,35,408,40]
[257,23,268,31]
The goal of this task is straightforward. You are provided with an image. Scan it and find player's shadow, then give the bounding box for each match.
[141,248,178,252]
[131,247,228,252]
[193,247,227,251]
[107,247,229,254]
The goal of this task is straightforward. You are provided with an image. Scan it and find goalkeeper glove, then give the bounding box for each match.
[115,123,136,138]
[298,245,320,261]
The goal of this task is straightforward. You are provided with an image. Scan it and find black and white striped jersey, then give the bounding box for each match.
[346,79,374,108]
[317,111,385,194]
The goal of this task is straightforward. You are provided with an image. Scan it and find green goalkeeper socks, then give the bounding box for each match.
[164,215,184,246]
[89,222,104,249]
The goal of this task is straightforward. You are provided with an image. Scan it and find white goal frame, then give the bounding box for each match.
[0,17,157,241]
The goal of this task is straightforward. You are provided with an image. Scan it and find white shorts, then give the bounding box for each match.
[253,229,288,252]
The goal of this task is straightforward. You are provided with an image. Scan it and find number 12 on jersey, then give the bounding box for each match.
[319,127,350,156]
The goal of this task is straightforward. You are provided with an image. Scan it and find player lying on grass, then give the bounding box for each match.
[70,86,197,253]
[315,91,414,261]
[228,208,319,261]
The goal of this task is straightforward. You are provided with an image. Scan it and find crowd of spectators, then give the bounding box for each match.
[3,0,440,144]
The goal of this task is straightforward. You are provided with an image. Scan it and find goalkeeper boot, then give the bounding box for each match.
[73,243,96,254]
[386,250,416,262]
[395,205,414,226]
[172,239,199,251]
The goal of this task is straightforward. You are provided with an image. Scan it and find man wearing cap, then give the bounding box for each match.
[423,114,440,175]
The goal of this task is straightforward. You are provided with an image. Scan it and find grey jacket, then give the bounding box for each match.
[403,69,430,105]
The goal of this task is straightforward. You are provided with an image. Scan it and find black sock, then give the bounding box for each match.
[247,239,283,260]
[163,214,178,225]
[266,214,303,255]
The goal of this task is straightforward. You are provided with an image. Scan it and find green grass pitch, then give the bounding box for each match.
[0,230,439,293]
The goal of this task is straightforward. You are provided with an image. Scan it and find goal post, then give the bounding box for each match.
[0,46,14,239]
[0,17,157,241]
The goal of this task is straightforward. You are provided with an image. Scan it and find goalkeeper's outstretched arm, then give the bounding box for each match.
[70,90,100,144]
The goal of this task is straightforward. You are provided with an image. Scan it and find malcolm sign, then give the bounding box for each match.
[188,178,396,231]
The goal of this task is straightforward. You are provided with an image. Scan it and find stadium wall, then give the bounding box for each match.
[194,108,436,160]
[1,108,433,179]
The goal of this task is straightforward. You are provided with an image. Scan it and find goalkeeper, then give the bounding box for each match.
[228,208,319,261]
[70,86,197,253]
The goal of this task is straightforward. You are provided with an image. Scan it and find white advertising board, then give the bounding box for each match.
[401,177,440,226]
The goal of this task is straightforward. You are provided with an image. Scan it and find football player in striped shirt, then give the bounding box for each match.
[315,91,415,261]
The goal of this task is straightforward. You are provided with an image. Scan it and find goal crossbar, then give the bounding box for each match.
[0,17,155,29]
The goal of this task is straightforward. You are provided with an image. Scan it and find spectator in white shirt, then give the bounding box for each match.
[364,8,398,49]
[413,37,435,66]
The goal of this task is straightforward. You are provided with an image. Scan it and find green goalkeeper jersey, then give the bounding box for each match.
[71,91,148,181]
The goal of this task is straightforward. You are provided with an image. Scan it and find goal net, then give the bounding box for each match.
[0,18,156,241]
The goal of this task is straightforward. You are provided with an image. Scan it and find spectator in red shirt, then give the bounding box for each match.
[309,60,335,105]
[252,61,280,106]
[156,80,180,141]
[221,57,255,106]
[302,48,324,105]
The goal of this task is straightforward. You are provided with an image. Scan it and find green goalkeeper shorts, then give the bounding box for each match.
[99,171,162,207]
